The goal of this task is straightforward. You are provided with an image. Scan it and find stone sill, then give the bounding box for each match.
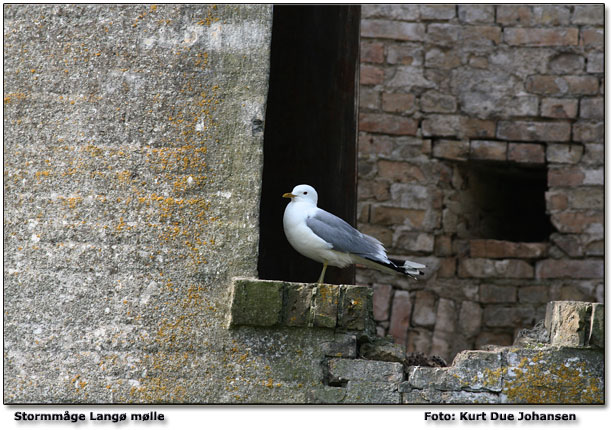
[228,277,374,332]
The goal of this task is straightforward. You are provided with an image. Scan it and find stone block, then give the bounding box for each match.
[339,285,370,330]
[386,44,423,66]
[360,41,384,64]
[550,211,603,234]
[572,5,604,25]
[359,88,380,110]
[496,5,533,25]
[458,301,482,337]
[370,206,425,227]
[411,290,437,328]
[586,52,604,73]
[507,142,545,163]
[372,284,393,321]
[359,338,406,363]
[546,143,583,163]
[381,92,417,113]
[359,64,384,85]
[548,53,584,74]
[327,358,404,385]
[532,5,571,25]
[422,114,461,137]
[388,290,412,345]
[541,98,578,119]
[463,26,502,48]
[483,305,536,328]
[427,23,462,46]
[580,28,604,49]
[306,386,346,404]
[525,75,567,96]
[518,285,550,304]
[588,303,604,348]
[470,140,507,161]
[420,4,456,20]
[283,284,313,327]
[345,381,401,404]
[377,160,425,183]
[461,118,496,139]
[547,166,585,187]
[230,279,283,327]
[394,231,434,253]
[536,259,604,279]
[361,19,425,41]
[565,75,599,95]
[470,239,547,259]
[504,27,578,46]
[580,98,604,119]
[480,284,517,304]
[424,49,461,70]
[421,90,457,112]
[402,389,499,404]
[359,113,418,136]
[361,4,420,21]
[322,334,357,358]
[311,284,339,328]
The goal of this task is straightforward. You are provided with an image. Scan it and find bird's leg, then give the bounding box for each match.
[317,261,328,285]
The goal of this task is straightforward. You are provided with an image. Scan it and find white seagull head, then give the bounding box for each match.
[282,184,318,206]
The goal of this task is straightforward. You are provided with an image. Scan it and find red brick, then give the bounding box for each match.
[470,239,547,259]
[381,92,416,113]
[458,258,534,279]
[504,27,579,46]
[438,258,456,278]
[463,25,501,46]
[360,64,384,85]
[480,284,517,303]
[525,75,566,95]
[550,211,603,234]
[361,19,425,41]
[497,120,570,142]
[541,98,578,118]
[536,259,603,279]
[373,284,393,321]
[435,235,453,256]
[370,206,425,227]
[422,114,461,137]
[358,134,393,156]
[580,27,603,49]
[507,143,545,164]
[360,41,384,64]
[377,160,425,183]
[470,140,507,161]
[461,118,496,139]
[358,113,418,135]
[572,121,603,143]
[388,290,412,345]
[432,139,469,160]
[565,75,599,95]
[548,166,584,186]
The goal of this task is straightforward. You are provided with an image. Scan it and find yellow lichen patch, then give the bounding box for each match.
[4,92,27,104]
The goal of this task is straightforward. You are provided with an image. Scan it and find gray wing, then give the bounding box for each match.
[306,209,387,261]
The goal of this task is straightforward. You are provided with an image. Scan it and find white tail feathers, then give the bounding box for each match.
[402,260,426,276]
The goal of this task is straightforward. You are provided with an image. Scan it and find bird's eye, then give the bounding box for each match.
[303,191,308,195]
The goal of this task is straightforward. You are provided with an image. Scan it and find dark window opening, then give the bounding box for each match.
[257,6,361,284]
[457,161,555,242]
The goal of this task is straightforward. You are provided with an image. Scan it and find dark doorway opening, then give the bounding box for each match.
[458,162,555,242]
[257,5,361,284]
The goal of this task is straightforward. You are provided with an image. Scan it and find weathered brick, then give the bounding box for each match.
[370,206,425,227]
[470,140,507,161]
[422,114,461,137]
[548,53,584,74]
[358,179,389,201]
[421,90,456,112]
[458,5,495,23]
[565,75,599,95]
[327,358,404,384]
[497,120,570,142]
[358,224,392,248]
[458,301,483,337]
[580,27,603,49]
[434,298,457,335]
[386,45,423,66]
[359,88,380,110]
[420,4,456,20]
[388,290,412,345]
[458,258,534,279]
[432,139,469,161]
[283,284,313,327]
[435,235,453,256]
[359,113,418,136]
[541,98,578,118]
[518,285,550,304]
[525,75,567,95]
[480,284,517,304]
[361,19,425,41]
[360,41,384,64]
[381,92,416,113]
[582,143,604,165]
[395,231,434,253]
[572,5,604,25]
[386,66,435,91]
[572,121,603,143]
[339,285,370,330]
[580,98,604,119]
[411,290,437,328]
[373,284,393,321]
[586,52,604,73]
[496,5,533,25]
[567,188,604,210]
[438,258,457,278]
[377,160,425,183]
[504,27,578,46]
[483,305,536,328]
[507,143,545,164]
[360,64,384,85]
[470,239,547,259]
[358,134,393,156]
[548,166,585,186]
[424,48,461,69]
[461,118,496,139]
[463,26,502,47]
[230,279,283,327]
[546,143,583,164]
[545,190,569,212]
[427,23,462,46]
[550,211,603,234]
[312,284,339,328]
[361,4,420,21]
[550,234,583,257]
[532,5,571,25]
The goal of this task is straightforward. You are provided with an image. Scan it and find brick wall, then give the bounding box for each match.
[357,4,604,362]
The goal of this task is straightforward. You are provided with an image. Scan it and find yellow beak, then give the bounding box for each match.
[282,192,296,198]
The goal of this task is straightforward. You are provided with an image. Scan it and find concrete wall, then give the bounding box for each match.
[4,4,280,403]
[356,4,604,362]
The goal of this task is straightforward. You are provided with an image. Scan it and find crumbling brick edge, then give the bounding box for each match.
[229,278,603,404]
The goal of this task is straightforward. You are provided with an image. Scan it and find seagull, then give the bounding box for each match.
[282,184,425,284]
